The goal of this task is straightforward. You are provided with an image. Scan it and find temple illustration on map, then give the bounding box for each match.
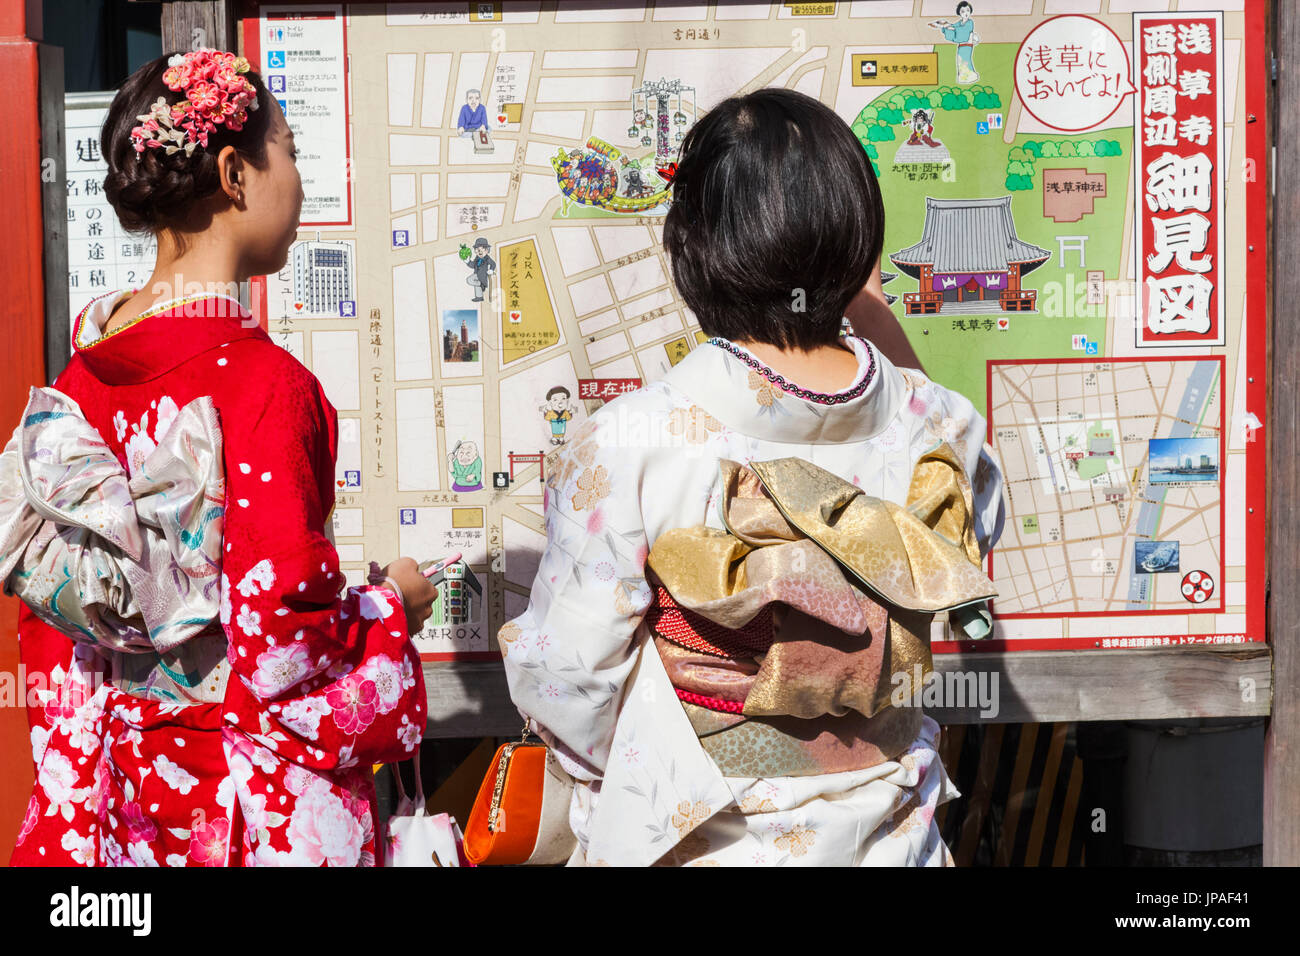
[891,197,1050,315]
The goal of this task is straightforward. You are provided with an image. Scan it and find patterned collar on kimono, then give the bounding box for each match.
[662,333,907,444]
[72,287,268,385]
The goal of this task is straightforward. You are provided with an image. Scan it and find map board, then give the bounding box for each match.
[237,1,1266,659]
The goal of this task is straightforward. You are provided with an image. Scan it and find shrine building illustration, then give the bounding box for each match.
[890,196,1051,316]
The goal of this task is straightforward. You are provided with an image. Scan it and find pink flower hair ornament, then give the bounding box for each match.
[130,49,261,157]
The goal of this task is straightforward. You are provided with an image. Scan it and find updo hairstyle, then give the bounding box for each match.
[101,52,277,236]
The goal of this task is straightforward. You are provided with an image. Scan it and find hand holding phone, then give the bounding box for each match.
[419,552,463,579]
[377,557,439,636]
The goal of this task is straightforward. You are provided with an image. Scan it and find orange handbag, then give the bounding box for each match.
[463,722,577,866]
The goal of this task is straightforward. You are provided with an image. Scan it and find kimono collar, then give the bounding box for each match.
[73,288,268,385]
[661,334,906,444]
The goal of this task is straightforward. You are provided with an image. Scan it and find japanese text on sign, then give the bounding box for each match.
[1133,12,1225,347]
[1014,15,1136,131]
[578,378,643,400]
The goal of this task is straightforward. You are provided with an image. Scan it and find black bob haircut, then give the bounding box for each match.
[101,52,277,236]
[662,87,883,352]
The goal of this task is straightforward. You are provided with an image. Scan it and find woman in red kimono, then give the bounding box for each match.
[6,49,436,866]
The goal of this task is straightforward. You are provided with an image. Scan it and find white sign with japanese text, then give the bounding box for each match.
[64,95,157,338]
[258,4,352,226]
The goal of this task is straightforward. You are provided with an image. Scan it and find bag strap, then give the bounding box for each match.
[411,746,426,815]
[391,747,425,817]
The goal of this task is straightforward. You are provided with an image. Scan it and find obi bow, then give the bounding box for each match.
[645,443,997,722]
[0,387,225,654]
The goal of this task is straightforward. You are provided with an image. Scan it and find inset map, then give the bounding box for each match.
[989,359,1224,616]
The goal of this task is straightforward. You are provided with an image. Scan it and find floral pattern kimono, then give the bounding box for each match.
[500,335,1006,866]
[7,290,426,866]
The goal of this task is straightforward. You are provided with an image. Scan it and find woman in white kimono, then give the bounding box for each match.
[500,88,1005,866]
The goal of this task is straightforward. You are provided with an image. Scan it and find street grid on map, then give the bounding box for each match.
[989,359,1222,616]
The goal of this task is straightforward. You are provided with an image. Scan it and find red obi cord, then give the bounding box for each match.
[645,584,774,658]
[675,688,745,713]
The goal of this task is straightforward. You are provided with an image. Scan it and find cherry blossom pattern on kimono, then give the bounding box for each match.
[16,643,109,864]
[9,290,430,866]
[213,359,425,772]
[500,412,657,782]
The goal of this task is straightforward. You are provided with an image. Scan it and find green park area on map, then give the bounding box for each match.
[853,43,1131,417]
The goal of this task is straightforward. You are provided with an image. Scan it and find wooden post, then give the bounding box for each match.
[1265,0,1297,868]
[0,0,61,865]
[159,0,238,53]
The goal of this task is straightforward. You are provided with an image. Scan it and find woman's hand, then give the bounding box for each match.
[382,557,439,636]
[844,257,926,374]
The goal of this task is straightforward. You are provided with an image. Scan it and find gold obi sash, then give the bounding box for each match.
[645,443,996,778]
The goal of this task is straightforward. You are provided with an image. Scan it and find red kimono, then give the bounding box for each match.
[10,290,426,866]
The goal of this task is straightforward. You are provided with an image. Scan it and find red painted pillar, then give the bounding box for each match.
[0,0,52,866]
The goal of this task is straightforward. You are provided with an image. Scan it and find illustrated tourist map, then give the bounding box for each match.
[239,1,1265,657]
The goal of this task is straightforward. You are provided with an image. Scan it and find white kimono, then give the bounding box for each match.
[499,335,1006,866]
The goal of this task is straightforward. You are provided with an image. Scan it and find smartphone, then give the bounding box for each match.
[418,552,463,579]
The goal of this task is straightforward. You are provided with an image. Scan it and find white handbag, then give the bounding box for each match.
[384,748,466,867]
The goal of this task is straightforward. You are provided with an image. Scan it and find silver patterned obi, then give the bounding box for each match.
[0,387,230,703]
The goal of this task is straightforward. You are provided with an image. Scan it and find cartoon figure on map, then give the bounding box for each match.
[539,386,578,445]
[457,88,494,153]
[620,156,648,198]
[894,109,950,165]
[448,439,484,492]
[456,88,488,135]
[929,3,980,84]
[461,237,496,302]
[906,109,943,148]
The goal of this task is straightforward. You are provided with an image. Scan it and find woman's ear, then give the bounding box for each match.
[215,145,244,203]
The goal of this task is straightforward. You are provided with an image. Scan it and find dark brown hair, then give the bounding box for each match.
[662,88,884,351]
[102,52,277,236]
